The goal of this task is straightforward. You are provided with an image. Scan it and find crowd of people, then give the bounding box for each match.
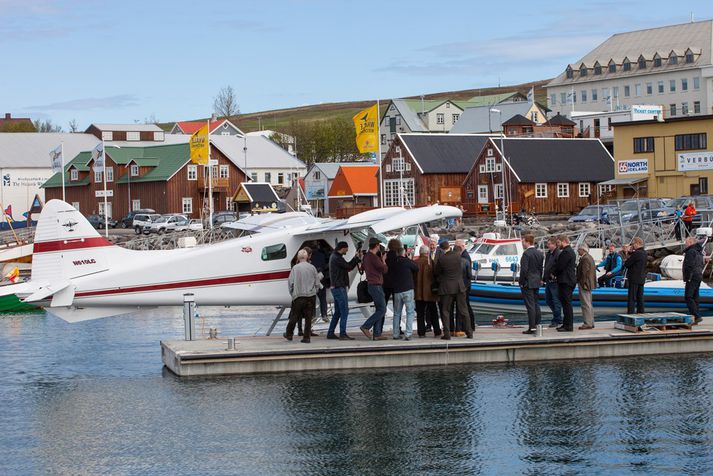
[284,230,707,344]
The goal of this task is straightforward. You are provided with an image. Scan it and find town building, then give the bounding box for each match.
[381,134,490,207]
[547,20,713,118]
[462,138,615,215]
[245,130,296,155]
[169,118,243,136]
[85,123,167,142]
[43,141,247,220]
[303,161,373,216]
[502,113,578,138]
[449,101,549,134]
[0,132,100,223]
[0,113,35,132]
[609,114,713,198]
[233,182,283,213]
[573,105,664,153]
[327,165,379,218]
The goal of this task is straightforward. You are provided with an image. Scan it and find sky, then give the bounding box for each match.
[1,0,711,130]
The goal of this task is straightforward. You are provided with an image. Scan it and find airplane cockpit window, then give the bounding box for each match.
[261,243,287,261]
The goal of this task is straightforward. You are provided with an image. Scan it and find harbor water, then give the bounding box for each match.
[2,307,713,475]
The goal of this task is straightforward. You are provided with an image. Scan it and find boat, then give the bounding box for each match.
[469,279,712,316]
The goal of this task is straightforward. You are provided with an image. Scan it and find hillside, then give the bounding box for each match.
[161,79,551,133]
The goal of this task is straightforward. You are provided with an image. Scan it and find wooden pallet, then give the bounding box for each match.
[615,312,694,333]
[614,322,693,333]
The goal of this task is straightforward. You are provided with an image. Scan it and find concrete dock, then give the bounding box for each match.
[161,318,713,376]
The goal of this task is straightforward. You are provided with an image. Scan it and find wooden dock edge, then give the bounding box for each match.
[161,332,713,377]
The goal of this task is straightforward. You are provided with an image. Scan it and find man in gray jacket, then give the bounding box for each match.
[519,234,544,334]
[576,244,597,329]
[285,249,322,343]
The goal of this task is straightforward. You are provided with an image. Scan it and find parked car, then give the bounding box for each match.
[86,214,118,229]
[119,208,156,228]
[188,219,204,231]
[133,213,162,234]
[144,214,189,234]
[212,211,238,226]
[612,199,673,223]
[568,205,618,223]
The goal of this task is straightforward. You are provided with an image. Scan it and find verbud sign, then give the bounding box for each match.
[618,159,648,175]
[677,151,713,171]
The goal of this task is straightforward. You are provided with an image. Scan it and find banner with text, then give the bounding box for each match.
[618,159,648,175]
[353,104,379,154]
[190,123,210,165]
[678,151,713,172]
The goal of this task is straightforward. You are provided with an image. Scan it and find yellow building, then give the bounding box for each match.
[611,115,713,198]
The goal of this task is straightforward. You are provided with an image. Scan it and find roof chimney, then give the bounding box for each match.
[210,113,218,122]
[4,113,11,119]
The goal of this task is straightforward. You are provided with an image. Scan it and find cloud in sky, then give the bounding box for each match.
[27,94,140,111]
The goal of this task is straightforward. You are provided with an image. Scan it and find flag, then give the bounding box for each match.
[50,145,63,173]
[190,123,210,165]
[92,143,105,172]
[4,267,19,284]
[527,87,534,104]
[3,205,13,222]
[353,104,379,154]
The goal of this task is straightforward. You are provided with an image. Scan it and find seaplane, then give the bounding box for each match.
[0,200,459,322]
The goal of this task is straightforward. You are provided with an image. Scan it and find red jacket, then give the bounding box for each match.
[683,204,697,222]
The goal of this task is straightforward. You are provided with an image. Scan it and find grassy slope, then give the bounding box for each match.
[160,79,552,133]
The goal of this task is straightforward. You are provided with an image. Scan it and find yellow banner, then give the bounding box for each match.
[189,123,210,164]
[353,104,379,153]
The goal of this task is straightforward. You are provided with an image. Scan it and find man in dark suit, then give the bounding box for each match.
[553,235,577,332]
[683,236,704,324]
[434,240,473,340]
[623,237,647,314]
[519,234,544,334]
[456,238,476,331]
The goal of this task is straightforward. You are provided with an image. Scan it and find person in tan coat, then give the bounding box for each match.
[576,243,598,329]
[414,245,441,337]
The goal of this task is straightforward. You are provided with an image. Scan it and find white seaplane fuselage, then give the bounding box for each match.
[7,200,461,322]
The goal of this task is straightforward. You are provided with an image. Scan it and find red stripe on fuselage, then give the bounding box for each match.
[74,270,291,298]
[34,237,114,253]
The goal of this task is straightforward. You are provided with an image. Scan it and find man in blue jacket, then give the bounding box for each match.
[596,242,623,287]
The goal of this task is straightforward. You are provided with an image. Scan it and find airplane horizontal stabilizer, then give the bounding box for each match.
[24,280,71,303]
[0,281,45,298]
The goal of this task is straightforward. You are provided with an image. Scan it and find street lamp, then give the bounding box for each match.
[489,108,507,218]
[103,144,120,237]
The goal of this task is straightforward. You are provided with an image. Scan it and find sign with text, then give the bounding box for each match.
[618,159,648,175]
[95,190,114,198]
[677,151,713,171]
[630,105,663,121]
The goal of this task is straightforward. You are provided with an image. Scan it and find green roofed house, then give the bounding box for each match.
[42,141,248,220]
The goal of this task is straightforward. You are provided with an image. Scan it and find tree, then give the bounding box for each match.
[33,119,62,132]
[213,86,239,118]
[68,119,79,133]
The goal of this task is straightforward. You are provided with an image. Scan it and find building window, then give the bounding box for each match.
[669,80,676,92]
[654,56,662,67]
[485,157,496,172]
[381,134,386,145]
[633,137,655,153]
[436,113,444,125]
[669,54,678,65]
[130,164,139,176]
[694,101,701,114]
[682,78,688,91]
[682,102,689,115]
[250,172,258,181]
[264,172,271,183]
[478,185,488,202]
[531,183,545,199]
[187,165,197,181]
[634,84,641,96]
[277,172,284,184]
[638,56,646,69]
[578,182,591,197]
[594,64,602,75]
[94,171,102,183]
[612,86,619,98]
[70,169,78,181]
[557,183,569,198]
[624,85,630,97]
[182,198,192,214]
[383,179,415,207]
[670,104,677,116]
[609,62,616,73]
[623,60,631,71]
[674,133,707,151]
[313,171,321,180]
[581,90,587,102]
[599,184,614,195]
[645,82,652,95]
[550,94,556,105]
[219,165,229,179]
[591,89,598,101]
[392,157,404,172]
[566,67,573,79]
[658,81,664,94]
[101,131,113,141]
[560,92,567,104]
[693,77,700,90]
[126,131,140,141]
[686,51,695,63]
[132,199,141,211]
[580,65,587,76]
[495,184,504,199]
[153,131,164,141]
[700,177,708,194]
[105,167,113,182]
[71,202,80,211]
[452,113,459,124]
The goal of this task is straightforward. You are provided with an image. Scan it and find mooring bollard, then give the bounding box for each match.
[183,293,196,341]
[227,337,234,350]
[536,324,543,337]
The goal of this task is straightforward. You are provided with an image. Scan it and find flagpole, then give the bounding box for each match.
[61,142,66,202]
[377,99,383,208]
[208,120,213,229]
[103,140,108,238]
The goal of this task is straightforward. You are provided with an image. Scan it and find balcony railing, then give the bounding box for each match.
[199,177,230,190]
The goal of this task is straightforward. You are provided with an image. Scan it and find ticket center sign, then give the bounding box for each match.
[678,151,713,172]
[618,159,648,175]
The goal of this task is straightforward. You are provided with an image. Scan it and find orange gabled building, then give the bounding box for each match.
[327,165,379,218]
